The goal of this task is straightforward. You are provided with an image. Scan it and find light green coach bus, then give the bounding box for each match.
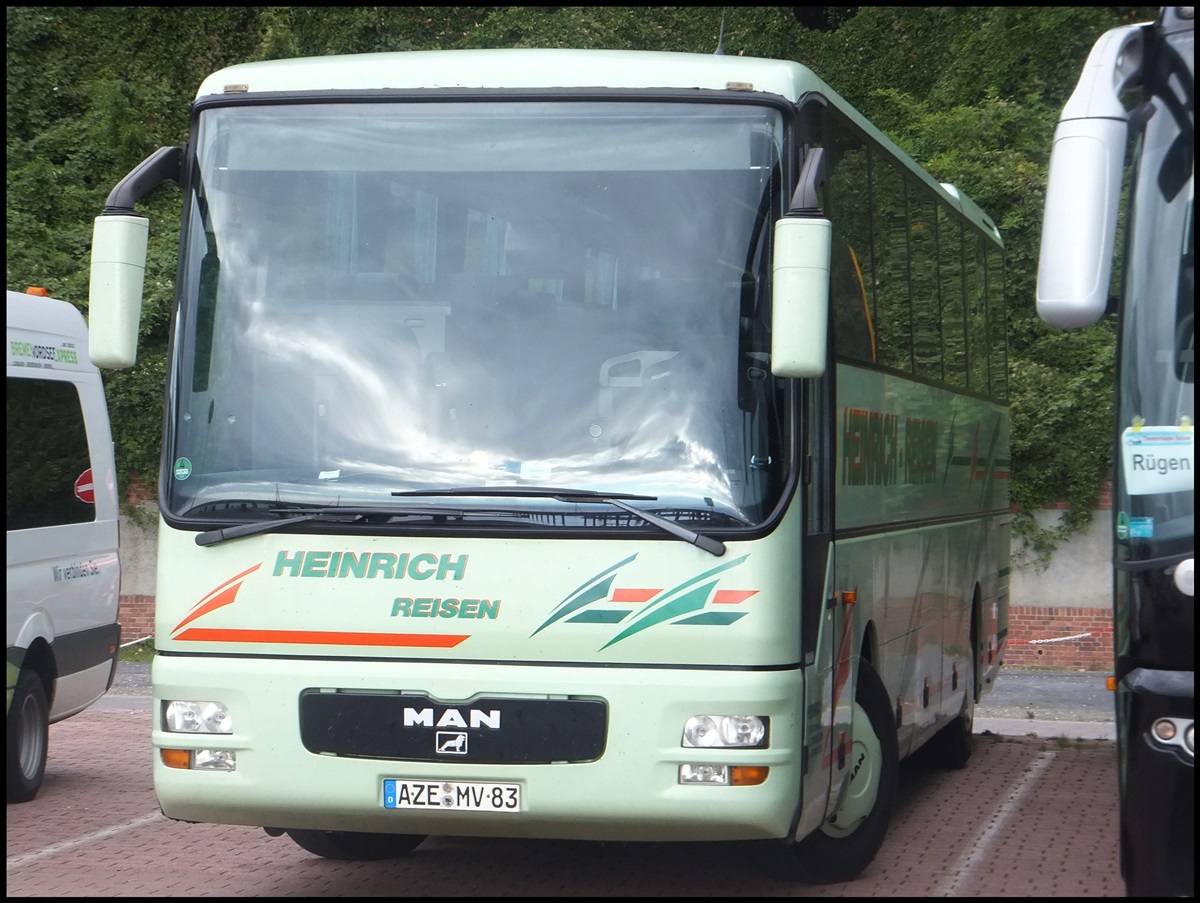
[87,46,1010,883]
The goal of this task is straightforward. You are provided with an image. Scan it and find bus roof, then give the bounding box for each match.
[197,48,828,100]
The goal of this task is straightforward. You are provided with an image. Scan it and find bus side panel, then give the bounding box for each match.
[836,521,992,759]
[835,364,1010,755]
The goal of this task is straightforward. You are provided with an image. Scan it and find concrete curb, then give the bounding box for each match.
[976,717,1115,741]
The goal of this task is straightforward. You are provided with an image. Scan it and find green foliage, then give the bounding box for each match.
[119,637,156,662]
[1007,322,1115,566]
[5,5,1153,557]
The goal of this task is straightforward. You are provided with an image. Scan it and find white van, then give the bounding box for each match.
[6,288,121,802]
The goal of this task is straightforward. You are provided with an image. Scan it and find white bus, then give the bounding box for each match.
[89,48,1010,882]
[7,288,122,803]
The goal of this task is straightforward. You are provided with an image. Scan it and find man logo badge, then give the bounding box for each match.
[437,731,468,754]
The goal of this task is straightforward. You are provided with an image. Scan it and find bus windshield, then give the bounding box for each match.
[165,100,787,528]
[1115,24,1195,562]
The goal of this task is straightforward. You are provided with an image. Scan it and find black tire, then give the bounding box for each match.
[918,613,978,770]
[7,667,50,803]
[753,658,899,884]
[285,829,426,861]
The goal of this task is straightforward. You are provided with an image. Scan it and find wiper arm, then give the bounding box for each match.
[194,505,469,547]
[600,497,726,557]
[196,513,337,547]
[393,487,726,557]
[394,486,656,501]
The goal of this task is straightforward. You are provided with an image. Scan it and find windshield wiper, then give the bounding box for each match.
[392,487,726,557]
[194,504,472,547]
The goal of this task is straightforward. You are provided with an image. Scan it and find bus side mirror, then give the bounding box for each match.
[1035,118,1125,329]
[1036,22,1144,329]
[88,145,183,369]
[771,214,831,377]
[88,214,150,369]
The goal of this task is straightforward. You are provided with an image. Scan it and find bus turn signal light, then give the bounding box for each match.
[730,766,769,786]
[161,749,192,769]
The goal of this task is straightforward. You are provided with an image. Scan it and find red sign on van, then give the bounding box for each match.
[74,468,95,504]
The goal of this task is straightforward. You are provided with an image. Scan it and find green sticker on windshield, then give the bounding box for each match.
[174,457,193,480]
[1115,511,1129,540]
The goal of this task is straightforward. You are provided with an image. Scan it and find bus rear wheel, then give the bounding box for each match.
[7,667,49,804]
[285,829,426,860]
[752,658,898,884]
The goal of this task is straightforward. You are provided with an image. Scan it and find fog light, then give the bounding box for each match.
[680,764,729,784]
[1153,718,1177,743]
[193,749,237,771]
[1148,717,1194,758]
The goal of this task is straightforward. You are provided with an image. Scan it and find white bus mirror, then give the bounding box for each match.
[1035,119,1125,328]
[1036,22,1144,329]
[771,215,831,377]
[88,214,149,369]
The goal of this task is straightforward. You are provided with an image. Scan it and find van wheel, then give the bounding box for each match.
[752,659,898,883]
[7,668,49,803]
[285,829,426,860]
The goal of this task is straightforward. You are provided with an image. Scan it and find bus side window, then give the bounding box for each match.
[832,240,876,364]
[871,156,913,372]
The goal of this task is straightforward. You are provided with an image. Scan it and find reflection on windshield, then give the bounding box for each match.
[166,101,785,528]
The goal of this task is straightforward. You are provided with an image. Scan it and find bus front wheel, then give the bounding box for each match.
[752,658,899,884]
[285,829,426,860]
[7,667,49,804]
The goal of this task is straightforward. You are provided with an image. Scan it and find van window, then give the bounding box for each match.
[6,377,95,530]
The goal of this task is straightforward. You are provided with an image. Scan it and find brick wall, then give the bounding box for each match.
[118,594,156,644]
[1003,474,1114,670]
[1003,605,1113,670]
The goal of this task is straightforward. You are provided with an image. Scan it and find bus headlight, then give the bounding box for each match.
[164,700,233,734]
[681,714,768,748]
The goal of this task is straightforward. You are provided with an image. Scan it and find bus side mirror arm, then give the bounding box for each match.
[790,146,825,213]
[102,145,184,214]
[89,146,184,368]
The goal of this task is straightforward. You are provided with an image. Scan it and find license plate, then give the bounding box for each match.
[383,779,521,812]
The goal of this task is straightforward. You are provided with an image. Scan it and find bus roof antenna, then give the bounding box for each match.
[715,8,727,55]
